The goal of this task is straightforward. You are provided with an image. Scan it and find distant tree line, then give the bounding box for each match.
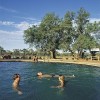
[0,46,36,59]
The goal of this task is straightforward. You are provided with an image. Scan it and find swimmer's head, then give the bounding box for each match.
[37,72,43,76]
[59,75,65,82]
[13,74,20,80]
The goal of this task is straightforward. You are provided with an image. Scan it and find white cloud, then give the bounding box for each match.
[0,6,18,13]
[0,30,23,36]
[0,29,25,50]
[13,15,41,25]
[89,18,100,23]
[0,20,40,50]
[14,21,41,31]
[0,21,15,26]
[0,20,41,31]
[15,21,33,31]
[14,16,37,21]
[34,21,41,26]
[0,26,30,49]
[0,20,32,31]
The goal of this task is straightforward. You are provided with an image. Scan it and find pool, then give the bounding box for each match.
[0,62,100,100]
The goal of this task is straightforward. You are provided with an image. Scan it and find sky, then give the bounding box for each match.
[0,0,100,51]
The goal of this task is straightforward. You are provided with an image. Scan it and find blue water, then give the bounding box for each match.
[0,62,100,100]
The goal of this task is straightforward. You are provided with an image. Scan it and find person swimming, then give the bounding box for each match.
[12,74,22,95]
[51,75,66,88]
[37,72,75,88]
[37,72,75,79]
[13,74,20,87]
[57,75,65,88]
[56,74,75,88]
[37,72,53,78]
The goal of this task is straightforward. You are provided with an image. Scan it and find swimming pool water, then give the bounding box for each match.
[0,62,100,100]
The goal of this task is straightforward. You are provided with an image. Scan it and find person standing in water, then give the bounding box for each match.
[57,75,65,88]
[12,74,22,95]
[51,75,66,88]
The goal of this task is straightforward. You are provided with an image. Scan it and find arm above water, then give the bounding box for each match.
[65,74,75,78]
[52,74,75,78]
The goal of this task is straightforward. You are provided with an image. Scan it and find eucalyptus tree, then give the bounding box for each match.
[75,7,90,35]
[73,8,90,57]
[24,13,61,58]
[28,49,35,56]
[0,46,4,56]
[86,21,100,43]
[24,8,100,59]
[86,21,100,35]
[73,8,100,57]
[6,50,12,55]
[72,34,97,55]
[59,11,75,55]
[21,49,29,59]
[13,49,20,58]
[86,21,100,50]
[39,13,62,58]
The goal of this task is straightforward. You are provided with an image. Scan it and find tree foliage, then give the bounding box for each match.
[59,11,75,52]
[24,8,100,58]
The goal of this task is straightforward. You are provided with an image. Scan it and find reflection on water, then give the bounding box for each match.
[12,85,23,95]
[0,62,100,100]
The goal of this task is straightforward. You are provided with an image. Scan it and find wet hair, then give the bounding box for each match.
[59,74,62,76]
[37,72,43,76]
[59,75,65,82]
[13,74,20,80]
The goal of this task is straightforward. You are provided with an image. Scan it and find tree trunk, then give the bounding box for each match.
[51,49,56,59]
[69,49,74,57]
[78,50,83,58]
